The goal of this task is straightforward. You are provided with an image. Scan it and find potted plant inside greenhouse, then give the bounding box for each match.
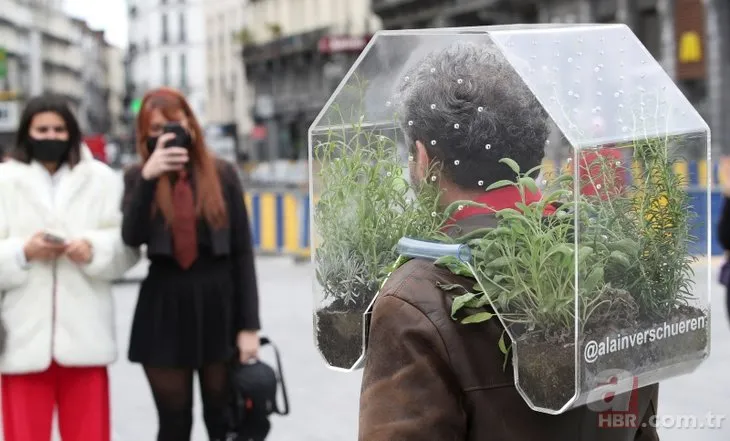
[308,23,711,413]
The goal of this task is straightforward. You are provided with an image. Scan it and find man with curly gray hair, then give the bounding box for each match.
[358,41,660,441]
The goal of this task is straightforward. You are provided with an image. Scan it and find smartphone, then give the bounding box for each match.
[43,233,66,244]
[162,122,192,149]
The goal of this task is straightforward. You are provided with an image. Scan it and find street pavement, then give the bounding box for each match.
[9,256,730,440]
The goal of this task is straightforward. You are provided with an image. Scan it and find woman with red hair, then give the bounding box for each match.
[121,87,261,441]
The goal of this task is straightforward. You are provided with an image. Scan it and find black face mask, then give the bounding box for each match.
[28,138,71,163]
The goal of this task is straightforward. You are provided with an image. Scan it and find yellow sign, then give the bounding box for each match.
[0,90,17,101]
[678,31,702,63]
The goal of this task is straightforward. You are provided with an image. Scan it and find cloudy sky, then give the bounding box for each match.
[63,0,128,48]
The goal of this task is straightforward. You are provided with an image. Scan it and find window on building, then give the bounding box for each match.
[162,14,169,43]
[179,13,186,42]
[180,54,187,88]
[163,55,169,85]
[636,8,661,58]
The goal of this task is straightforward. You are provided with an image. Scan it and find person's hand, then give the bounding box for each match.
[65,239,93,264]
[23,232,67,262]
[720,158,730,197]
[141,133,189,180]
[237,330,260,364]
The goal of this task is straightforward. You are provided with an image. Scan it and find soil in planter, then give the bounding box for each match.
[315,308,364,368]
[515,305,708,411]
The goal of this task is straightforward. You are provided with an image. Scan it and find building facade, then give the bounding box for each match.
[0,0,84,146]
[74,20,112,135]
[372,0,728,157]
[239,0,381,162]
[125,0,207,123]
[203,0,249,162]
[106,43,127,139]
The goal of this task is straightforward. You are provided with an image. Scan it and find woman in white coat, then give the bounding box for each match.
[0,94,139,441]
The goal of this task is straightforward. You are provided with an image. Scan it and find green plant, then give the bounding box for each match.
[266,23,282,38]
[233,28,255,45]
[442,138,697,345]
[313,111,448,310]
[438,159,639,339]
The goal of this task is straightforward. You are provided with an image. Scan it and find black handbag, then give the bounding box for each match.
[226,336,290,441]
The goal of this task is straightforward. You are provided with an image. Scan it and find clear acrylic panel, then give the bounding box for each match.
[308,23,711,412]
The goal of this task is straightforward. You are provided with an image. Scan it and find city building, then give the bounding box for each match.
[372,0,730,157]
[0,0,84,145]
[125,0,207,123]
[106,43,127,139]
[73,19,112,135]
[238,0,381,162]
[203,0,249,163]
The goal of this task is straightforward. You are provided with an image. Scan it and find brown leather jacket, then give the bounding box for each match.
[358,218,660,441]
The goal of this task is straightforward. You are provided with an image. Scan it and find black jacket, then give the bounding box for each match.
[121,159,260,330]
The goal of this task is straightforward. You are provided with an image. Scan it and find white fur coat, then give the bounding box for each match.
[0,147,139,374]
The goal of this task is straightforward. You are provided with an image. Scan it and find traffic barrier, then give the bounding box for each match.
[543,158,722,256]
[244,190,310,258]
[253,159,723,261]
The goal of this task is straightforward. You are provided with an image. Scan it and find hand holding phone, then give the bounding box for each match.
[141,132,190,180]
[43,233,66,244]
[162,122,192,149]
[23,232,67,262]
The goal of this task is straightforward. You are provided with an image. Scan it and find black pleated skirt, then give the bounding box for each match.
[128,252,237,368]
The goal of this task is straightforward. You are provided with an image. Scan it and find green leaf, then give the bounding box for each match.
[577,246,594,265]
[451,292,479,317]
[583,266,605,293]
[439,283,466,292]
[486,256,511,268]
[499,157,521,174]
[498,333,509,354]
[547,243,574,257]
[518,177,539,193]
[461,311,494,324]
[543,189,571,203]
[608,250,632,268]
[486,179,515,191]
[606,238,640,259]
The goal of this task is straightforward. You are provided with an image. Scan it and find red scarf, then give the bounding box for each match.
[445,185,557,228]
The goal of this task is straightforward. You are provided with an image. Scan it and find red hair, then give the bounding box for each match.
[136,87,228,229]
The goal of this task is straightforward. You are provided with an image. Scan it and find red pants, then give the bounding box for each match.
[1,361,110,441]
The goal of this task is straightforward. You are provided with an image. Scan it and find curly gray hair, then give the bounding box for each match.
[397,41,550,190]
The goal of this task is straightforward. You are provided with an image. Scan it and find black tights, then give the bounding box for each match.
[145,363,229,441]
